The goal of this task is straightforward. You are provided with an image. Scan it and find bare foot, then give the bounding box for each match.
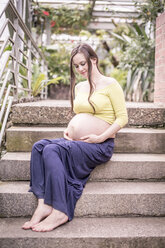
[32,209,69,232]
[22,199,53,230]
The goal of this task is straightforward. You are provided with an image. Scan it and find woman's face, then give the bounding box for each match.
[73,53,88,78]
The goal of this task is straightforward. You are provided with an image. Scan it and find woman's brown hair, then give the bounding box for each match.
[70,43,100,112]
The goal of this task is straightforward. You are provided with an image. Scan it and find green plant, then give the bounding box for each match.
[110,22,155,101]
[44,46,70,84]
[31,63,64,96]
[43,44,85,86]
[108,0,165,101]
[4,44,12,52]
[31,73,63,97]
[134,0,164,27]
[32,0,96,35]
[110,68,127,89]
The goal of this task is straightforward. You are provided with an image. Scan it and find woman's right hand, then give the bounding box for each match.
[63,128,73,141]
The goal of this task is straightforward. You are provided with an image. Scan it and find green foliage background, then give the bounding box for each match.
[30,0,165,101]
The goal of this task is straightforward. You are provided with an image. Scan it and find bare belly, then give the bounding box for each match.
[67,113,111,140]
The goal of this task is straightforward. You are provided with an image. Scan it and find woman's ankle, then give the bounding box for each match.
[38,198,44,205]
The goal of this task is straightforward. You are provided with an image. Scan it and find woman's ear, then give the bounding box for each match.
[90,58,97,64]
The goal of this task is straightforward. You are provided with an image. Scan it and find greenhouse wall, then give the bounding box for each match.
[154,11,165,104]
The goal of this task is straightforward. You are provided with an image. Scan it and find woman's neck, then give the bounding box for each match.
[90,67,105,87]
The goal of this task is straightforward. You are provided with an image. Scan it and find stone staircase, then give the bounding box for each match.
[0,100,165,248]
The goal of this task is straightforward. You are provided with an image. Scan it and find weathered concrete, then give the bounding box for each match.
[1,152,165,181]
[0,152,30,181]
[0,181,165,217]
[11,100,73,126]
[90,153,165,182]
[0,217,165,248]
[114,128,165,153]
[6,126,64,152]
[2,99,165,248]
[126,102,165,126]
[11,100,165,127]
[6,126,165,153]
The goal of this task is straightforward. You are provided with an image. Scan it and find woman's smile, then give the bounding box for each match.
[81,71,87,76]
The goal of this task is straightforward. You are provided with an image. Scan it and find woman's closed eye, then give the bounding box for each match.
[80,62,86,66]
[74,62,86,68]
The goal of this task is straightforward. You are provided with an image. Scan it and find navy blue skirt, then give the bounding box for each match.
[29,138,114,221]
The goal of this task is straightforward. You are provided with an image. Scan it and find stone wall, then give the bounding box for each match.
[154,11,165,104]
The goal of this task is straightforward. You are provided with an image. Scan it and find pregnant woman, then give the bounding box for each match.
[22,43,128,232]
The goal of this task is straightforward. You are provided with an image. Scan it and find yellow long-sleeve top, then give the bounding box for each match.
[73,81,128,128]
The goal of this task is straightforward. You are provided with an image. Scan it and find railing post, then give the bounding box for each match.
[40,59,47,99]
[0,0,48,146]
[46,17,51,45]
[11,18,19,99]
[27,39,32,98]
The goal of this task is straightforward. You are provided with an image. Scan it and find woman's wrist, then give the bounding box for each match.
[98,132,115,142]
[98,134,107,143]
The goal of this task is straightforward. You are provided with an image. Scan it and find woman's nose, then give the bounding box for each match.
[78,65,84,72]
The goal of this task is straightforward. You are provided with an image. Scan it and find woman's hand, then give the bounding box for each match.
[63,128,73,141]
[80,123,119,143]
[80,134,104,143]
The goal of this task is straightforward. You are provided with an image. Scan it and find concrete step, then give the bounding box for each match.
[0,217,165,248]
[11,100,165,127]
[0,181,165,217]
[6,126,165,153]
[1,152,165,181]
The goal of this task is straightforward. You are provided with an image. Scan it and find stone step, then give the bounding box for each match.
[6,126,165,153]
[0,217,165,248]
[1,152,165,181]
[11,100,165,127]
[0,181,165,217]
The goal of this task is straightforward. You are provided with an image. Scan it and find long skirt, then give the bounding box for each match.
[29,138,114,221]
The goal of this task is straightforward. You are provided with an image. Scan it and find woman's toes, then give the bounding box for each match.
[22,222,32,230]
[31,209,69,232]
[32,224,43,232]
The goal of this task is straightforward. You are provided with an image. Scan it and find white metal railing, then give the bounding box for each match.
[0,0,48,146]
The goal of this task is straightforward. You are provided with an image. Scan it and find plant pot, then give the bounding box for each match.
[49,83,70,100]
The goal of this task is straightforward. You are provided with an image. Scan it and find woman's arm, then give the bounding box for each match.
[81,80,128,143]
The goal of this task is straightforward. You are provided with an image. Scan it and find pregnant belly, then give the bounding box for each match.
[67,113,111,140]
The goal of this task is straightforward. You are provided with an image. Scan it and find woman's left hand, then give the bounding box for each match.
[80,134,104,143]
